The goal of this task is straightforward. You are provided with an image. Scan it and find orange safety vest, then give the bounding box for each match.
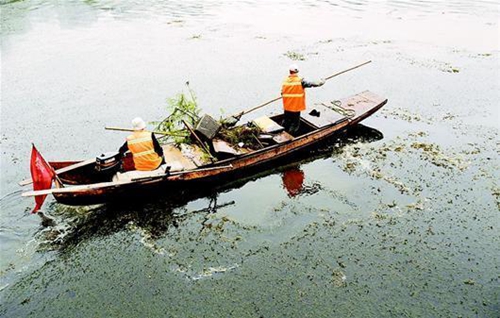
[126,131,162,171]
[282,74,306,112]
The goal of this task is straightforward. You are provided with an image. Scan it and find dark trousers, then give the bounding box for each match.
[282,110,301,135]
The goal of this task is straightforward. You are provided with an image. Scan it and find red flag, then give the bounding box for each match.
[30,144,55,213]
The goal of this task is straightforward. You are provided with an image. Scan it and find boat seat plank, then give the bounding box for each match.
[213,139,242,156]
[253,116,284,133]
[184,144,211,166]
[272,131,294,143]
[162,144,198,170]
[113,164,170,182]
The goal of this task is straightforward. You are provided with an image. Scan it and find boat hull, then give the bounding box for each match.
[49,91,387,205]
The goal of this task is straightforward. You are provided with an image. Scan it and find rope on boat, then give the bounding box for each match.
[320,100,356,118]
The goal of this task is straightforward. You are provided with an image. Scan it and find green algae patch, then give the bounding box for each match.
[464,279,475,285]
[381,108,433,124]
[284,51,306,61]
[331,269,347,287]
[410,142,468,170]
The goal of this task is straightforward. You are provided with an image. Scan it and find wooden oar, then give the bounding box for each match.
[105,126,185,136]
[21,180,133,196]
[21,164,234,197]
[18,158,95,186]
[223,60,372,126]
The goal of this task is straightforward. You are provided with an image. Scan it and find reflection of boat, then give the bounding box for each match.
[22,90,387,206]
[39,122,386,251]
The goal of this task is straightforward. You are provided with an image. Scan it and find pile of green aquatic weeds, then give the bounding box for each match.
[216,125,263,150]
[151,82,201,144]
[152,83,264,151]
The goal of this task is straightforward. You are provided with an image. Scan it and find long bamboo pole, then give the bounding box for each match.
[323,60,372,80]
[227,60,372,121]
[105,126,185,136]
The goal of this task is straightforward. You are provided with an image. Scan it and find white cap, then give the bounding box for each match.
[132,117,146,130]
[289,64,299,73]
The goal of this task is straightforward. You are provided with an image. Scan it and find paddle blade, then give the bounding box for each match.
[30,144,55,213]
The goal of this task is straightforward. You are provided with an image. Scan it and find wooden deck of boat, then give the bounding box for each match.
[162,144,210,170]
[302,90,386,128]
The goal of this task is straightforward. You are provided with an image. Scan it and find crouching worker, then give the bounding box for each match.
[118,117,164,171]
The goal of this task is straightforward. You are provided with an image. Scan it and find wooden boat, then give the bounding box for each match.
[22,90,387,206]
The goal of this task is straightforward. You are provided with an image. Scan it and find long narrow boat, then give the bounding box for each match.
[22,90,387,206]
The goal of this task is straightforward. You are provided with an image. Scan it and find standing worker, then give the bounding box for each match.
[281,64,325,135]
[118,117,164,171]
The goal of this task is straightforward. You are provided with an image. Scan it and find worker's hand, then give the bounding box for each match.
[319,79,326,86]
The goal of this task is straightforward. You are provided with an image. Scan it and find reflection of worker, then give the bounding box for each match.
[118,117,164,171]
[282,168,305,197]
[281,64,325,135]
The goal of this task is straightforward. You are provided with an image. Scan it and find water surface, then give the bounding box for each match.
[1,0,499,317]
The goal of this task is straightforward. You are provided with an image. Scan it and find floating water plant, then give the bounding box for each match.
[284,51,306,61]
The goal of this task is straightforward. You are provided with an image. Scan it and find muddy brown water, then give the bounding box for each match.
[1,0,499,317]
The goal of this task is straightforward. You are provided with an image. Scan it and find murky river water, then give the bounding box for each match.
[1,0,499,317]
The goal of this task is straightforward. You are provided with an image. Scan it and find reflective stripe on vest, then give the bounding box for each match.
[282,75,306,112]
[126,131,162,171]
